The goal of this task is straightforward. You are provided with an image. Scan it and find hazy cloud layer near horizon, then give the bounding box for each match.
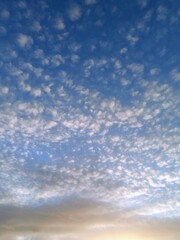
[0,198,180,240]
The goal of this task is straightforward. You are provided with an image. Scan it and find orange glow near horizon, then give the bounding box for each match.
[85,230,148,240]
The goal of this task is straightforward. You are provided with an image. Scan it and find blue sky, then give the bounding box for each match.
[0,0,180,239]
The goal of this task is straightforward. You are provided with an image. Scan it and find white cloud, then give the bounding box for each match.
[150,68,159,76]
[18,1,27,9]
[96,58,108,67]
[71,54,80,63]
[114,60,122,70]
[19,80,31,93]
[83,59,95,76]
[121,79,130,86]
[43,85,52,94]
[143,10,153,22]
[42,58,49,65]
[51,54,64,66]
[17,34,33,48]
[0,86,9,94]
[33,49,44,59]
[45,121,58,130]
[137,0,148,8]
[31,21,42,32]
[1,9,10,19]
[85,0,97,5]
[111,135,120,142]
[32,67,43,77]
[157,5,168,21]
[127,34,139,46]
[0,26,7,34]
[31,88,42,97]
[9,66,23,76]
[22,62,33,71]
[69,42,81,52]
[68,4,82,21]
[128,63,144,74]
[95,19,104,26]
[55,18,65,30]
[7,49,18,58]
[171,69,180,82]
[120,47,127,54]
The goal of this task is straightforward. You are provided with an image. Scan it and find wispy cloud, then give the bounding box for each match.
[85,0,97,5]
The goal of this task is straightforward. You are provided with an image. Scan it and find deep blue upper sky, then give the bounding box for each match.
[0,1,180,236]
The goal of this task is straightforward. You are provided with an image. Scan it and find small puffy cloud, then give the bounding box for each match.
[69,42,81,52]
[31,21,42,32]
[171,69,180,82]
[127,34,139,46]
[0,26,6,35]
[9,66,23,76]
[18,1,27,9]
[17,34,33,48]
[85,0,97,5]
[150,68,159,76]
[120,47,127,54]
[33,67,43,77]
[31,88,42,97]
[55,18,65,30]
[95,19,104,27]
[43,85,52,94]
[51,54,64,66]
[33,49,44,59]
[128,63,144,74]
[19,81,31,93]
[114,60,122,70]
[42,58,49,65]
[157,5,168,21]
[121,79,130,86]
[137,0,148,8]
[111,135,120,142]
[0,9,10,19]
[0,86,9,95]
[68,4,82,21]
[71,54,80,63]
[45,121,58,130]
[96,58,107,67]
